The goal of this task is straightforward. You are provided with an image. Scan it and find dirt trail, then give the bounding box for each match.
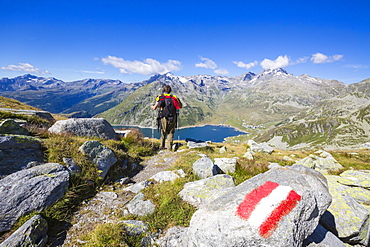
[60,150,184,246]
[131,150,184,183]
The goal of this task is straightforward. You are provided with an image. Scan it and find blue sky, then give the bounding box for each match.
[0,0,369,84]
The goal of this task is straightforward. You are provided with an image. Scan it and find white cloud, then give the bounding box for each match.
[345,64,368,69]
[295,57,309,64]
[260,55,290,70]
[1,63,49,75]
[311,53,344,64]
[82,70,105,74]
[195,57,218,69]
[233,61,258,69]
[214,68,229,75]
[332,54,344,61]
[102,56,181,75]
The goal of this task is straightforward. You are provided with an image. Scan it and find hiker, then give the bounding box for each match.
[152,85,182,150]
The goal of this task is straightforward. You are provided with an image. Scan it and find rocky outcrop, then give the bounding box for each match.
[246,140,274,154]
[322,172,370,245]
[0,135,45,177]
[48,118,118,140]
[78,140,118,178]
[162,164,331,247]
[0,163,69,232]
[0,108,55,122]
[295,150,344,174]
[0,215,48,247]
[0,119,29,135]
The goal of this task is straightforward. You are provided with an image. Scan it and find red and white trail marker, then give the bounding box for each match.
[236,181,301,238]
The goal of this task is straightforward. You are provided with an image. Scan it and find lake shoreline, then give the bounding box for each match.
[112,123,249,134]
[112,124,249,142]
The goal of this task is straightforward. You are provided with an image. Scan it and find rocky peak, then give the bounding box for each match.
[241,72,256,81]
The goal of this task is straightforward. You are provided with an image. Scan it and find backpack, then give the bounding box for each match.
[158,94,177,123]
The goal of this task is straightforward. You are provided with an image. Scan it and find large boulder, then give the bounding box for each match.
[78,140,118,178]
[0,163,69,232]
[0,135,45,177]
[214,158,237,174]
[179,164,331,247]
[321,175,370,245]
[48,118,118,140]
[0,215,48,247]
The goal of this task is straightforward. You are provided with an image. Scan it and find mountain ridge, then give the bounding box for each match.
[1,70,370,149]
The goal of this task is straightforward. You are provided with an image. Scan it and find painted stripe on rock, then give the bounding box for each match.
[236,181,301,238]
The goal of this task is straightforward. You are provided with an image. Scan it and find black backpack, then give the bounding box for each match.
[158,95,177,123]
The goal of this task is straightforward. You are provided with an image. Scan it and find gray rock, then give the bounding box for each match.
[0,108,55,122]
[187,141,209,149]
[123,192,155,216]
[118,177,130,185]
[243,151,254,160]
[78,140,118,178]
[219,146,227,154]
[0,135,45,177]
[150,171,180,183]
[295,154,343,174]
[119,220,149,236]
[268,162,281,169]
[0,134,42,149]
[247,140,274,154]
[182,164,331,247]
[0,215,48,247]
[304,224,345,247]
[214,158,237,174]
[0,163,69,232]
[321,175,370,245]
[338,170,370,188]
[192,156,219,179]
[156,226,188,247]
[124,180,152,194]
[360,142,370,149]
[179,174,235,208]
[63,157,81,175]
[96,191,118,201]
[283,156,295,162]
[0,119,29,135]
[48,118,118,140]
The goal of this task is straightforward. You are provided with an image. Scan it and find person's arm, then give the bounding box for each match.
[152,101,159,110]
[177,98,183,108]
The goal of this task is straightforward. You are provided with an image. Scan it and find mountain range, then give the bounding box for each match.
[1,69,370,149]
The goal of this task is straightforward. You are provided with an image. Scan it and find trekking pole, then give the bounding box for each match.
[151,103,155,147]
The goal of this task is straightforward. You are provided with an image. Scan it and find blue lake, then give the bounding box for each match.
[114,125,247,143]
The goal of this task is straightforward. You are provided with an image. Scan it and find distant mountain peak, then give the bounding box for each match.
[260,68,289,75]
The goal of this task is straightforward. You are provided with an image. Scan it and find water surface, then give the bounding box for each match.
[114,125,247,142]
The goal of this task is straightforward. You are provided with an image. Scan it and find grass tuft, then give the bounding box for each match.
[80,223,128,247]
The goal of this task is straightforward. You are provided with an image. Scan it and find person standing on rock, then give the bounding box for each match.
[152,85,182,151]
